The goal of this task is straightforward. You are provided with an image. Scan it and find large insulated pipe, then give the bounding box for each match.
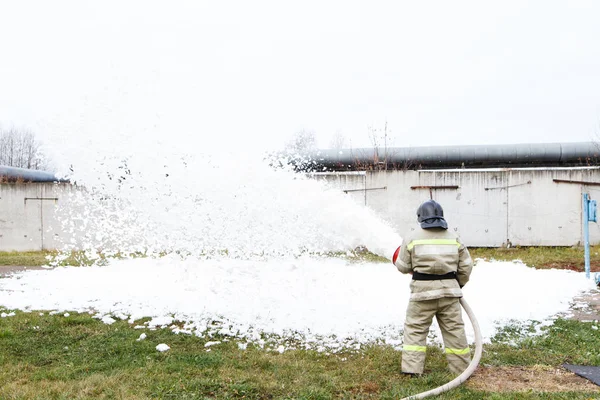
[0,165,64,183]
[401,298,483,400]
[308,142,599,169]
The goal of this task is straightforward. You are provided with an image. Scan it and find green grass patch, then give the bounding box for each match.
[0,251,56,267]
[486,319,600,366]
[338,245,600,270]
[470,246,600,271]
[0,249,391,268]
[330,245,600,271]
[5,246,597,270]
[323,249,389,264]
[0,250,152,268]
[0,251,97,267]
[0,311,598,399]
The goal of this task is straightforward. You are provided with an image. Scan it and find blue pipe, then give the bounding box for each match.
[583,193,591,279]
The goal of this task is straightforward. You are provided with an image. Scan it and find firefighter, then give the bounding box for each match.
[392,199,474,375]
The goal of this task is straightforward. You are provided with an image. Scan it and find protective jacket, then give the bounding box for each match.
[393,228,473,301]
[394,226,474,375]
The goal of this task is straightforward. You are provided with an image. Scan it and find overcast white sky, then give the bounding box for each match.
[1,0,599,152]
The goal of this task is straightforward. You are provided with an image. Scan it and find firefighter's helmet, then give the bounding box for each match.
[417,200,448,229]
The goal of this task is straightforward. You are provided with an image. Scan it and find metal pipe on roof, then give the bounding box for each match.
[307,142,600,169]
[0,165,66,183]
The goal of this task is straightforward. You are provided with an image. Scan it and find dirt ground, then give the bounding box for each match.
[0,265,46,277]
[468,288,600,392]
[468,365,600,393]
[567,289,600,321]
[545,262,600,272]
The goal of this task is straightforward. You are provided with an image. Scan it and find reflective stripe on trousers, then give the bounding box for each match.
[402,297,471,375]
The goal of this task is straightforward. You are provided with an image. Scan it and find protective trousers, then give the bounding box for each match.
[402,297,471,375]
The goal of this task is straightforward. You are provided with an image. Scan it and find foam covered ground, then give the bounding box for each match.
[0,258,595,351]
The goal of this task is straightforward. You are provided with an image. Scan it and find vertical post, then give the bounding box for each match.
[40,185,44,251]
[583,193,591,279]
[506,185,510,248]
[364,173,367,206]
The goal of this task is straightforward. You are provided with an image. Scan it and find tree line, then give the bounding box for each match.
[0,127,49,171]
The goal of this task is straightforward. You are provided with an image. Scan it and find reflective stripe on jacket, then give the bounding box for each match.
[394,227,473,301]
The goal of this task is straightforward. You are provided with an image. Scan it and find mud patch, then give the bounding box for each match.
[542,262,600,272]
[0,266,46,278]
[467,365,600,392]
[567,290,600,321]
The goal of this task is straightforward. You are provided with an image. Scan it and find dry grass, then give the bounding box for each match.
[0,365,147,400]
[467,365,600,393]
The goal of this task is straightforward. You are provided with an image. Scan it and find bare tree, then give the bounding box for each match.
[367,120,392,170]
[0,127,50,170]
[329,131,347,150]
[285,129,317,153]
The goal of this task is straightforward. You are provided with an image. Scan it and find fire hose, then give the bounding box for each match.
[401,297,483,400]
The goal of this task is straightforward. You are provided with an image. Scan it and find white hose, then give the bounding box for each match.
[401,298,483,400]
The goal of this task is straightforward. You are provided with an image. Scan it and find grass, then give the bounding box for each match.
[0,311,598,399]
[0,250,151,268]
[1,248,599,398]
[470,245,600,272]
[487,319,600,366]
[4,246,597,271]
[0,249,391,268]
[0,251,54,267]
[0,251,94,267]
[314,245,600,271]
[331,245,600,271]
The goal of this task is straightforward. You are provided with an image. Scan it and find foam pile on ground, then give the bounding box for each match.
[0,258,595,351]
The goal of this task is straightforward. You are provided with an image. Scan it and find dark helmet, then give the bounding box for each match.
[417,200,448,229]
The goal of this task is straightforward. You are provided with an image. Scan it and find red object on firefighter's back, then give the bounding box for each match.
[392,246,401,264]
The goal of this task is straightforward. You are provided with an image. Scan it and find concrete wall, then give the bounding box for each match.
[3,168,600,250]
[315,168,600,247]
[0,183,76,251]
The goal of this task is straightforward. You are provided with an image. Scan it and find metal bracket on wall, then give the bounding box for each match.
[24,197,59,205]
[485,181,531,191]
[553,179,600,186]
[410,185,459,199]
[343,186,387,194]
